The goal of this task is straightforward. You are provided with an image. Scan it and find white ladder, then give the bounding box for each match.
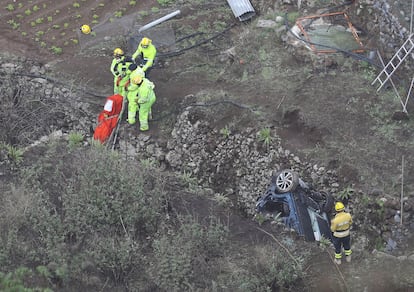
[372,34,414,92]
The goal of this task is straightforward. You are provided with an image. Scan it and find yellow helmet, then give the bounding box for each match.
[80,24,91,35]
[131,75,143,85]
[141,37,151,47]
[113,48,124,57]
[335,202,345,212]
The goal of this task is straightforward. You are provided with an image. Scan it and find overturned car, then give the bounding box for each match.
[256,169,334,242]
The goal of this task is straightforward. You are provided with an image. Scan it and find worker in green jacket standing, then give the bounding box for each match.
[132,37,157,77]
[127,75,156,131]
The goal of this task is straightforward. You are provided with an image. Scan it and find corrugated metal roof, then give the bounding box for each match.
[226,0,255,22]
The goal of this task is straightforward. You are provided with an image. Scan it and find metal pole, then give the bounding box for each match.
[139,10,181,33]
[400,155,404,226]
[411,0,414,34]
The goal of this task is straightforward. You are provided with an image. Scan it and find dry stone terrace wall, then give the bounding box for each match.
[119,102,341,215]
[0,56,95,146]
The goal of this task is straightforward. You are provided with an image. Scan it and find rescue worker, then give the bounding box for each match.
[110,48,134,95]
[132,37,157,77]
[126,75,156,131]
[330,202,353,265]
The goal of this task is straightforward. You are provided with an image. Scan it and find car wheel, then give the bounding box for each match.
[274,169,299,193]
[319,191,334,213]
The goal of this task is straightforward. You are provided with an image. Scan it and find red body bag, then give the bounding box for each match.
[93,94,124,143]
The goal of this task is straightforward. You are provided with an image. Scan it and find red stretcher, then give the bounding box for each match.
[93,94,124,144]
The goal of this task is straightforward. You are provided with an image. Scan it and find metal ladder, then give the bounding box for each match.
[372,34,414,91]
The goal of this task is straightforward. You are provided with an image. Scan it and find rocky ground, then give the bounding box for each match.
[1,0,414,291]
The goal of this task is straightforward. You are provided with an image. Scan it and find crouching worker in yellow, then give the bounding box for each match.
[127,75,156,131]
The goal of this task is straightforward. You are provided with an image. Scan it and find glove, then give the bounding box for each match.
[124,80,130,89]
[116,76,122,86]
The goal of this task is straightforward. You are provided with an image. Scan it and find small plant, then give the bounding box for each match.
[6,4,15,11]
[157,0,174,6]
[213,193,230,206]
[47,16,53,22]
[73,2,80,8]
[360,194,370,206]
[33,5,40,12]
[139,158,157,168]
[75,14,81,19]
[40,41,47,47]
[63,22,69,28]
[7,145,24,165]
[35,31,45,37]
[52,24,60,29]
[35,17,44,24]
[50,46,62,55]
[24,9,32,16]
[92,14,99,19]
[219,126,230,138]
[98,3,105,7]
[337,186,354,202]
[258,128,272,146]
[129,0,137,5]
[7,19,20,30]
[16,14,23,19]
[318,235,331,248]
[21,31,28,36]
[180,170,198,189]
[30,21,36,27]
[151,7,160,13]
[254,213,268,225]
[68,132,84,147]
[114,10,123,18]
[18,3,23,9]
[71,39,79,44]
[91,20,98,24]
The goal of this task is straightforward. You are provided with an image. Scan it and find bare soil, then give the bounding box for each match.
[2,0,414,291]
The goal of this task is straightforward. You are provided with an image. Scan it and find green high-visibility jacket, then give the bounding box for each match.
[132,43,157,72]
[110,56,134,77]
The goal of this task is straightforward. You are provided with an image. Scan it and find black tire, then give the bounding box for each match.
[274,169,299,193]
[320,191,334,213]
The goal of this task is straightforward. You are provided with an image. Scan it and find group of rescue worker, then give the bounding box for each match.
[110,37,157,131]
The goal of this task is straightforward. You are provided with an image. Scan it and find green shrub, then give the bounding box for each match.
[151,216,228,290]
[258,128,272,146]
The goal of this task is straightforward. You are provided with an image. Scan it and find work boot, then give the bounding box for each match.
[346,255,351,263]
[334,258,341,265]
